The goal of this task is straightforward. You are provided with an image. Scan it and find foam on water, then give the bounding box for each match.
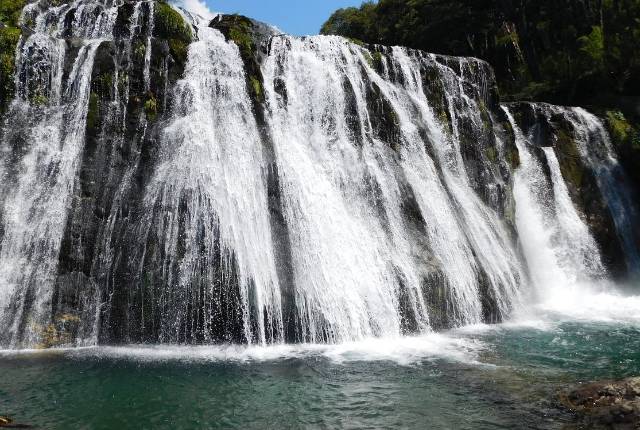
[0,333,486,366]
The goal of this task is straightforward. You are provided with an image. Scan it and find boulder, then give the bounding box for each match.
[559,377,640,428]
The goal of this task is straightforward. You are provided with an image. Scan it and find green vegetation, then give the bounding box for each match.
[86,92,99,130]
[144,94,157,120]
[0,0,26,27]
[555,129,584,189]
[154,1,192,66]
[30,91,47,106]
[133,41,146,59]
[226,15,255,58]
[606,111,633,144]
[211,15,266,107]
[0,0,25,112]
[249,76,262,102]
[93,73,113,96]
[321,0,640,108]
[604,110,640,187]
[484,146,498,163]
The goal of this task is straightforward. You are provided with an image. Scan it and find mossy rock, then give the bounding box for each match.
[484,146,498,163]
[211,15,266,107]
[555,128,584,189]
[133,41,146,59]
[0,25,21,112]
[144,93,157,120]
[153,1,192,67]
[363,49,385,75]
[0,0,26,27]
[227,16,255,58]
[605,110,635,147]
[347,37,365,46]
[86,92,99,131]
[604,110,640,193]
[36,313,81,349]
[0,0,27,111]
[506,146,520,169]
[249,75,263,102]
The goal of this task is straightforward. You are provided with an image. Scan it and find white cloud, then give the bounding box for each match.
[177,0,216,20]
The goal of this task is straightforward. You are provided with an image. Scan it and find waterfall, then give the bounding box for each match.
[0,2,637,349]
[262,36,525,339]
[0,0,120,347]
[504,106,606,298]
[566,108,640,275]
[133,21,283,344]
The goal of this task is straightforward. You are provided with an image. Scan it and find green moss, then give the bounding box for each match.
[227,16,254,58]
[485,146,498,163]
[506,146,520,169]
[30,91,47,106]
[86,92,99,130]
[167,38,188,65]
[347,37,365,46]
[478,100,491,129]
[436,108,452,135]
[372,51,383,67]
[144,94,157,120]
[133,41,146,59]
[93,73,113,96]
[117,72,128,95]
[154,1,192,65]
[495,29,519,48]
[556,129,584,188]
[605,110,632,144]
[249,75,263,102]
[0,26,21,110]
[0,0,26,27]
[363,50,383,70]
[363,51,374,67]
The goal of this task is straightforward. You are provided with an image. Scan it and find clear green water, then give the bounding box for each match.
[1,309,639,429]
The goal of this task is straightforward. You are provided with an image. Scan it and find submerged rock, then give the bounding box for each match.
[559,377,640,428]
[0,416,32,428]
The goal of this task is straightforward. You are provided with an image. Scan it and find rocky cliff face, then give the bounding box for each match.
[0,0,637,349]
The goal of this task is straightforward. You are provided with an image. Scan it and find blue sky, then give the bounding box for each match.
[181,0,365,36]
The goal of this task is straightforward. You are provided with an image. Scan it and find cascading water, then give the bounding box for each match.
[133,19,283,345]
[0,1,637,349]
[262,37,525,340]
[567,108,640,275]
[0,0,120,347]
[504,107,606,298]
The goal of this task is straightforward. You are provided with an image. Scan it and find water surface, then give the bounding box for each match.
[2,294,639,429]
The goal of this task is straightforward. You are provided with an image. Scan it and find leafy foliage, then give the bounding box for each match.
[321,0,640,106]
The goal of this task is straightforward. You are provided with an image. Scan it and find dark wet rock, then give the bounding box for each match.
[210,14,276,109]
[559,377,640,429]
[507,102,629,278]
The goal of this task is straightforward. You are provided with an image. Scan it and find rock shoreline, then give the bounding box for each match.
[559,377,640,428]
